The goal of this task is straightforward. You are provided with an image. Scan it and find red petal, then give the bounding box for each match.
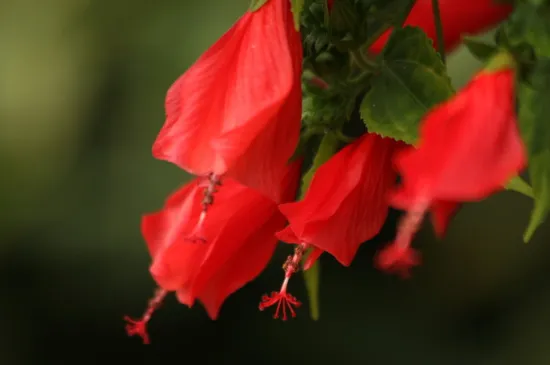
[276,225,301,245]
[187,182,281,299]
[194,210,284,319]
[222,81,302,202]
[303,247,323,271]
[141,181,200,258]
[430,200,460,237]
[141,181,206,291]
[279,138,359,229]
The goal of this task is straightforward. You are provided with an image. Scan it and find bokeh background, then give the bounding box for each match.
[1,0,549,363]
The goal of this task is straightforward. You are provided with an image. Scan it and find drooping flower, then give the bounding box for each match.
[370,0,512,54]
[152,0,302,203]
[279,133,404,265]
[125,162,301,343]
[259,133,404,319]
[375,67,527,277]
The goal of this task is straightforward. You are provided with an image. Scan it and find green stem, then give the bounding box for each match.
[299,132,341,321]
[431,0,446,64]
[300,132,340,198]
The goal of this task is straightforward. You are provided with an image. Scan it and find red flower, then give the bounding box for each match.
[375,68,527,277]
[277,134,404,266]
[125,162,300,343]
[370,0,512,54]
[153,0,302,203]
[259,134,403,319]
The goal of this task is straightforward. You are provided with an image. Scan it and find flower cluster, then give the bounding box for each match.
[125,0,535,344]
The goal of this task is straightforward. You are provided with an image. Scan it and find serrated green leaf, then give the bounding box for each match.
[505,175,534,198]
[463,37,498,62]
[303,258,320,320]
[518,60,550,242]
[505,2,550,58]
[290,0,305,30]
[249,0,269,12]
[359,27,454,144]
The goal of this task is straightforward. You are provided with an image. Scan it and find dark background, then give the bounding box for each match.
[1,0,549,363]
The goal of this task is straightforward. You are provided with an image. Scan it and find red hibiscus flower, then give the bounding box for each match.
[125,162,300,343]
[376,67,527,277]
[278,133,403,266]
[370,0,512,54]
[153,0,302,203]
[259,133,404,319]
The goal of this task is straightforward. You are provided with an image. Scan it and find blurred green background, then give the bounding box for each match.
[1,0,549,363]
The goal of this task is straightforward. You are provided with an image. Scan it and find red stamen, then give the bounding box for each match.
[124,288,167,344]
[375,243,421,278]
[185,173,221,243]
[259,243,307,320]
[375,199,427,277]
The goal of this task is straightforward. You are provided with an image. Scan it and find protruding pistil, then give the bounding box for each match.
[124,288,167,344]
[259,243,308,320]
[375,199,427,277]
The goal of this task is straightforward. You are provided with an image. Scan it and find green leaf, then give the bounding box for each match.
[505,175,534,198]
[303,256,320,320]
[290,0,305,30]
[505,2,550,58]
[463,37,499,62]
[360,26,454,144]
[518,59,550,242]
[249,0,269,12]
